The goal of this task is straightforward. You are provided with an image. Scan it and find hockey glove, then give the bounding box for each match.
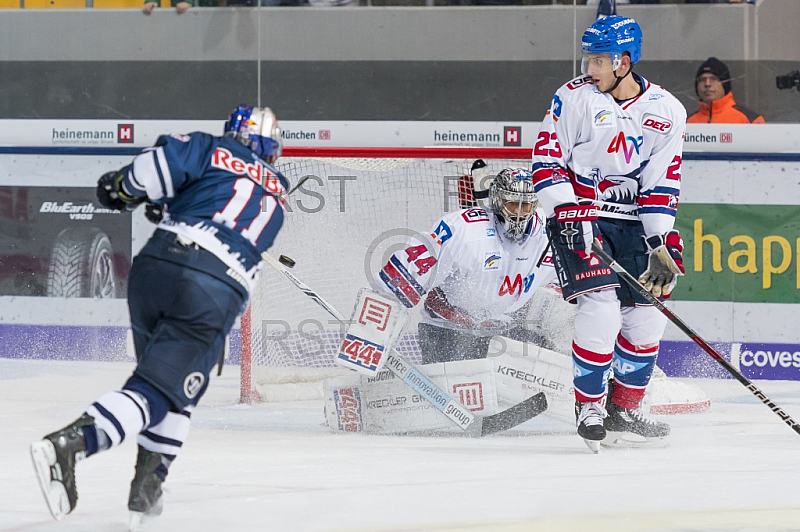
[552,202,598,261]
[639,230,685,299]
[144,202,164,224]
[97,170,143,211]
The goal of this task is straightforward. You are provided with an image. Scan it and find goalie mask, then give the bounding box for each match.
[223,105,283,164]
[489,168,539,243]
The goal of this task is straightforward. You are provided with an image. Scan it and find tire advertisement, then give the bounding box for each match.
[0,186,131,299]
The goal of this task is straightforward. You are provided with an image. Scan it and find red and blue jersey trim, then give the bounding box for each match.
[638,185,679,216]
[379,255,426,308]
[531,162,571,193]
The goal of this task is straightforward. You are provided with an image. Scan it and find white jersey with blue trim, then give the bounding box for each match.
[120,132,288,293]
[531,74,686,237]
[377,207,556,334]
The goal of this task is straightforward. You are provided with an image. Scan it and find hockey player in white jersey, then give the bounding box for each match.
[531,16,687,451]
[377,167,556,364]
[326,167,572,434]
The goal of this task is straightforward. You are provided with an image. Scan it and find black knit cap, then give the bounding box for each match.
[695,57,731,95]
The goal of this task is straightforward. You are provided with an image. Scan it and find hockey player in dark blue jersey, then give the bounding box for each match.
[30,105,287,526]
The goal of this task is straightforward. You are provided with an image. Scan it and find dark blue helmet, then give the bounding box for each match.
[223,105,283,163]
[582,16,643,66]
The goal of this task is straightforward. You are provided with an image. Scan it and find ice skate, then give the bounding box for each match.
[603,399,670,448]
[128,445,167,531]
[30,414,93,520]
[575,401,607,454]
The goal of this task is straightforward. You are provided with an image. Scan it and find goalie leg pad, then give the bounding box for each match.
[324,360,501,434]
[418,322,491,365]
[489,337,576,424]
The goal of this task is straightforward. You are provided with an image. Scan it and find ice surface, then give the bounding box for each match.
[2,358,800,532]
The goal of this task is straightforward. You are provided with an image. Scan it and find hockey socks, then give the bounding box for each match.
[138,407,192,461]
[610,334,658,408]
[85,390,151,449]
[571,341,613,402]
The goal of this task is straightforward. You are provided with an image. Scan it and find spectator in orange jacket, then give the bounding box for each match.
[688,57,765,124]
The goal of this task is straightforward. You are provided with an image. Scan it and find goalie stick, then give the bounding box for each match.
[590,239,800,438]
[261,252,548,437]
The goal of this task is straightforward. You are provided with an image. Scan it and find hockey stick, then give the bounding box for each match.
[590,239,800,437]
[261,252,548,437]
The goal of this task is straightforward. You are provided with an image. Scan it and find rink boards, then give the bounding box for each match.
[1,121,798,380]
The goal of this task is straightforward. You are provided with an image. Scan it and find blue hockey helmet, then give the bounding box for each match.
[582,16,643,67]
[224,105,283,163]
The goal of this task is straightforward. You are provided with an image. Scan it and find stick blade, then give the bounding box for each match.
[473,392,548,437]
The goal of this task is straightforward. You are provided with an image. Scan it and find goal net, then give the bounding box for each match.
[241,147,710,415]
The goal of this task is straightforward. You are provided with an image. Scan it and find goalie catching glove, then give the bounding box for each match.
[639,230,684,298]
[96,170,144,211]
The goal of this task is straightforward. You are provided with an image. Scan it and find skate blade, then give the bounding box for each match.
[129,511,151,531]
[601,430,669,449]
[30,441,71,521]
[582,438,601,454]
[129,505,162,531]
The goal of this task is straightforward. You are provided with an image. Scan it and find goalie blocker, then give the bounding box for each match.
[337,288,478,429]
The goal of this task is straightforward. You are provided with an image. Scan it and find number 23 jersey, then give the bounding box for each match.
[531,74,686,238]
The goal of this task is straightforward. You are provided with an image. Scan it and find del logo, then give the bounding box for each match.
[504,126,522,147]
[643,116,672,134]
[117,124,134,143]
[484,253,501,270]
[462,208,490,224]
[499,273,535,296]
[607,132,643,164]
[567,76,592,90]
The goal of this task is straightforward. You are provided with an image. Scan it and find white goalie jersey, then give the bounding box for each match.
[376,207,556,335]
[531,74,687,238]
